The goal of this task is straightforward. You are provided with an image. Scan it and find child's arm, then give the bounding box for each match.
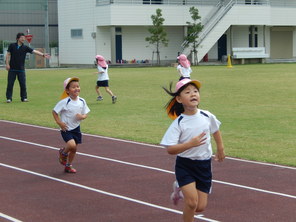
[97,66,105,74]
[76,113,88,121]
[166,132,207,155]
[177,67,183,77]
[94,71,104,74]
[213,130,225,162]
[52,110,68,131]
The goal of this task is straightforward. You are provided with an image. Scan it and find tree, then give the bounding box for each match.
[145,8,169,65]
[183,7,203,65]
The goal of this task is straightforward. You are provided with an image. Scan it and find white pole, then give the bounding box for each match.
[44,0,49,67]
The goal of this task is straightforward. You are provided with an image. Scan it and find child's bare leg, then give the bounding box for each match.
[195,190,208,212]
[64,139,77,165]
[105,87,114,97]
[181,182,198,222]
[96,86,102,96]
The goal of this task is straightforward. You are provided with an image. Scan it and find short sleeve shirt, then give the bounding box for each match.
[97,64,109,81]
[160,109,221,160]
[8,43,33,70]
[53,96,90,131]
[177,64,192,78]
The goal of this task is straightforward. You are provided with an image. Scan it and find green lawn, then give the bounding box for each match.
[1,63,296,167]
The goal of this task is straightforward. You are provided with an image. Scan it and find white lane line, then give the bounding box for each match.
[0,163,219,222]
[225,156,296,170]
[213,180,296,199]
[1,135,296,200]
[0,120,163,148]
[0,136,172,174]
[0,213,23,222]
[1,120,296,170]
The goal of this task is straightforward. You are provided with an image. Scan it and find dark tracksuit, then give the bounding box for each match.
[6,43,33,101]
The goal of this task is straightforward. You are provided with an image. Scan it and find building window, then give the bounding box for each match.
[115,27,122,34]
[71,29,83,38]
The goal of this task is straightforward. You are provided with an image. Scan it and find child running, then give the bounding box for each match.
[52,77,90,173]
[160,78,225,222]
[177,54,192,80]
[95,55,117,103]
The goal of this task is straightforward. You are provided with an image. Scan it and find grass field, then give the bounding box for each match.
[1,63,296,167]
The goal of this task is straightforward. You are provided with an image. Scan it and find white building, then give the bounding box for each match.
[0,0,58,49]
[58,0,296,66]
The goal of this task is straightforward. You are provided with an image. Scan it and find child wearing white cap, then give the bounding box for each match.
[52,77,90,173]
[160,78,225,221]
[95,55,117,104]
[177,54,192,81]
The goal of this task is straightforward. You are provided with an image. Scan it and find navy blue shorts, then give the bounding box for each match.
[61,126,82,144]
[175,156,212,194]
[97,80,109,87]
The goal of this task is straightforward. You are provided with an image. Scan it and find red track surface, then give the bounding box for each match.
[1,120,296,222]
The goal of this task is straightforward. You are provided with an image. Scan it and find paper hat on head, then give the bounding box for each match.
[177,54,190,68]
[95,55,107,67]
[166,78,201,120]
[60,77,79,99]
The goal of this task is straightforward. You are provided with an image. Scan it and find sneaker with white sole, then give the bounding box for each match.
[6,99,12,103]
[64,164,76,173]
[170,181,184,205]
[112,96,117,104]
[97,96,103,101]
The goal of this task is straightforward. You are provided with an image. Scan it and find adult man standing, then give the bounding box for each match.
[5,32,51,103]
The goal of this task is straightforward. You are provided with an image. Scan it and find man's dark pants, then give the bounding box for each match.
[6,70,27,101]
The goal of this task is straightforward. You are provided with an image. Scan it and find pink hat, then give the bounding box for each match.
[166,79,201,120]
[175,78,201,93]
[95,55,107,67]
[60,77,79,99]
[177,54,190,68]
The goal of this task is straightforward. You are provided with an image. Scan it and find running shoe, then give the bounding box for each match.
[97,96,103,101]
[170,181,184,205]
[64,164,76,173]
[6,99,12,103]
[112,96,117,104]
[59,148,68,165]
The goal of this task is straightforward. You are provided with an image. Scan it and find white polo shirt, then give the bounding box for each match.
[177,64,192,78]
[53,96,90,131]
[160,109,221,160]
[97,64,109,81]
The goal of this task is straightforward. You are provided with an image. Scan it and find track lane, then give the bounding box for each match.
[1,120,296,222]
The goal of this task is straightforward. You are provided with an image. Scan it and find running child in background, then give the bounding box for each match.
[160,78,225,222]
[95,55,117,104]
[177,54,192,81]
[52,77,90,173]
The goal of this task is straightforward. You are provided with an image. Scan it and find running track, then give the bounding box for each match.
[0,120,296,222]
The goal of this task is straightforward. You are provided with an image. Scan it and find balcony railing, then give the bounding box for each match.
[96,0,220,6]
[96,0,296,7]
[229,0,296,7]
